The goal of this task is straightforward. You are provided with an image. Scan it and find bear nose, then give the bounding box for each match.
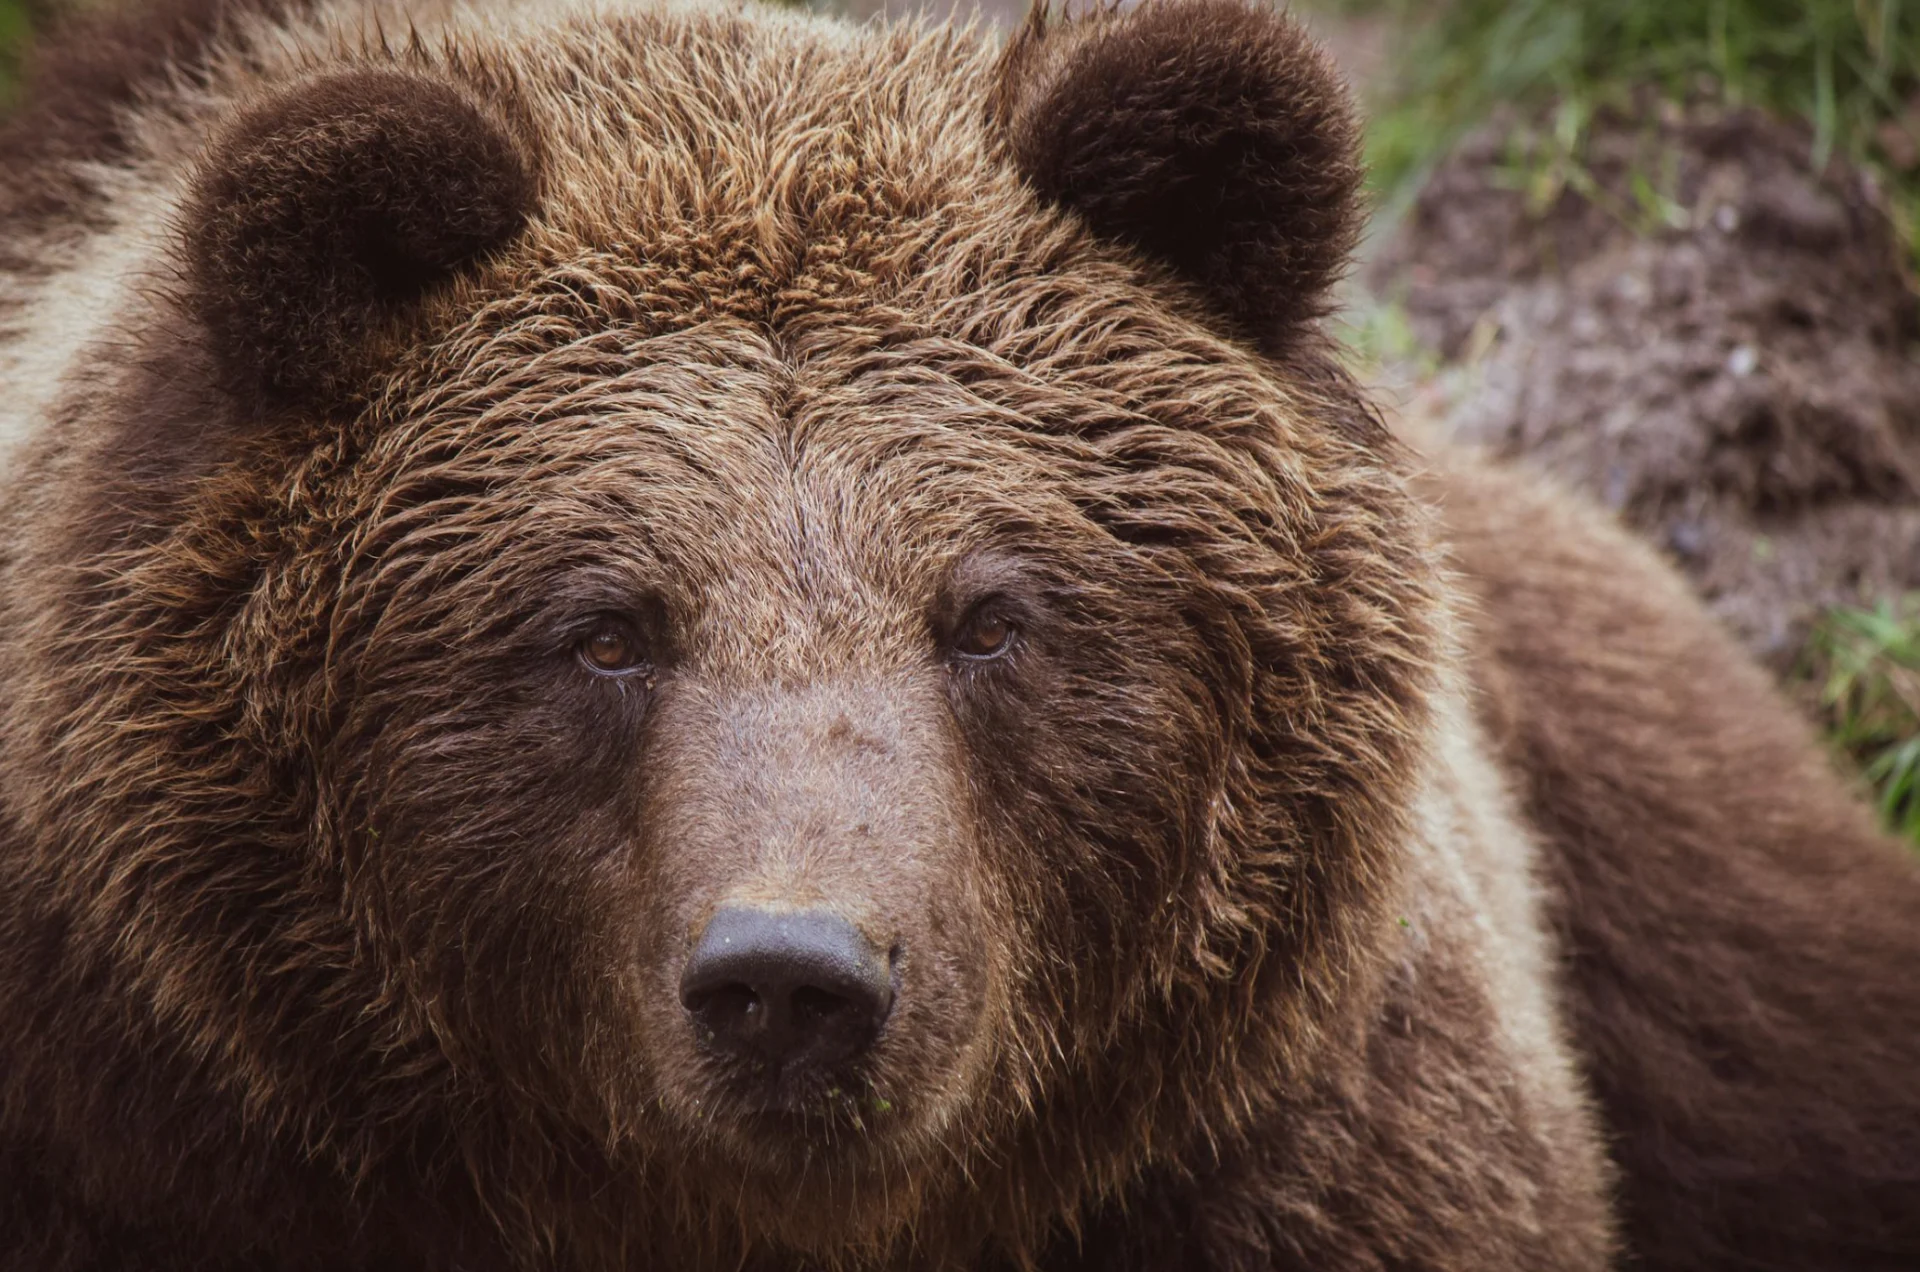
[680,907,894,1070]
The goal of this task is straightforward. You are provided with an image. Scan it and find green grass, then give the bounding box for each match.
[0,0,27,104]
[1331,0,1920,270]
[1803,597,1920,844]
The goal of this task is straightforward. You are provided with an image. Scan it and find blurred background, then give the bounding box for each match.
[2,0,1916,845]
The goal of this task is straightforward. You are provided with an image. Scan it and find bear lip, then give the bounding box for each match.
[689,1049,902,1128]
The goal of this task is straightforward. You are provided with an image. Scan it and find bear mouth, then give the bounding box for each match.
[698,1058,906,1136]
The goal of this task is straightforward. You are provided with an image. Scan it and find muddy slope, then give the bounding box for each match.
[1372,107,1920,667]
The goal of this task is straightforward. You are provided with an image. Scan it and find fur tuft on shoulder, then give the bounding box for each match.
[995,0,1363,352]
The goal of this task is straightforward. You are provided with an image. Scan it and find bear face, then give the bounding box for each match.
[0,0,1440,1263]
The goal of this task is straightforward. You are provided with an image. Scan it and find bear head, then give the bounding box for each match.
[2,1,1440,1263]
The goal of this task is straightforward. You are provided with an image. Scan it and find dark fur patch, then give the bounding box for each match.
[180,69,536,408]
[997,0,1363,351]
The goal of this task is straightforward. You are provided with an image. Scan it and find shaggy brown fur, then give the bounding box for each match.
[0,1,1913,1269]
[1429,456,1920,1272]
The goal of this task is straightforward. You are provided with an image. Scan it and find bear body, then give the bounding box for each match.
[0,1,1916,1269]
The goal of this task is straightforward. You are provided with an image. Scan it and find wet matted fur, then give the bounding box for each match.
[0,0,1915,1269]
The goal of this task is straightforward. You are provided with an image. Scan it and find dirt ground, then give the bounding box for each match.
[1364,107,1920,669]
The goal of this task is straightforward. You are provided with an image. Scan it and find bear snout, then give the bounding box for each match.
[637,677,996,1132]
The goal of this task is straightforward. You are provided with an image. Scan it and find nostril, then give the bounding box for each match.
[684,982,762,1032]
[790,985,852,1026]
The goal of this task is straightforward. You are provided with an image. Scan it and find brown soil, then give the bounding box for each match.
[1368,107,1920,668]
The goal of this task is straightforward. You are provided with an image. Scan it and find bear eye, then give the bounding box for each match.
[578,618,647,674]
[952,609,1016,660]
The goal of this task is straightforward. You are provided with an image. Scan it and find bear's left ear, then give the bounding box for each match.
[995,0,1362,351]
[180,68,537,412]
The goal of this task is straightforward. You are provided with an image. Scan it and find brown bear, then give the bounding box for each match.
[0,0,1916,1268]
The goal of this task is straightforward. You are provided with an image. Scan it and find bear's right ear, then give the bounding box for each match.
[994,0,1362,352]
[180,68,536,412]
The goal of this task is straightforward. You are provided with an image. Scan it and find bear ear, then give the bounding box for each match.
[180,68,536,411]
[995,0,1363,350]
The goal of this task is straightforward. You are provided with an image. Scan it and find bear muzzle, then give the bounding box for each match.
[638,676,998,1133]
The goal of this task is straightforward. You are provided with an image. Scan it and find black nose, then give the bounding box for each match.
[680,907,893,1070]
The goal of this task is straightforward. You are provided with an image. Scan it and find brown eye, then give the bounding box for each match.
[579,621,644,674]
[953,611,1014,659]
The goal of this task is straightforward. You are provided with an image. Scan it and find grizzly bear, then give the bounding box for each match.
[0,0,1917,1268]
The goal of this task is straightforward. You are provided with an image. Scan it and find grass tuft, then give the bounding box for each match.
[1331,0,1920,271]
[0,0,28,105]
[1803,597,1920,844]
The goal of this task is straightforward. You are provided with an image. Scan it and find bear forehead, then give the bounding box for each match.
[360,290,1301,663]
[389,3,1265,391]
[354,320,1107,666]
[470,6,1008,308]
